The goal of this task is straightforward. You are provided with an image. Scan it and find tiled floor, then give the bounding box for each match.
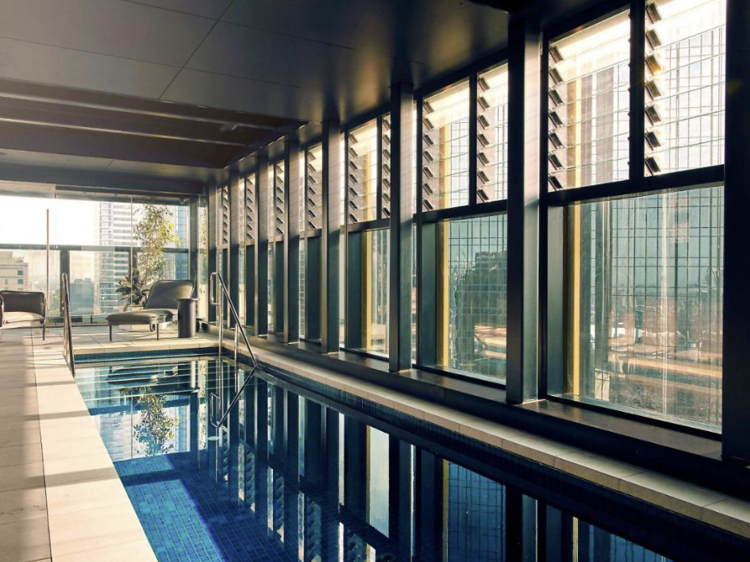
[0,324,217,562]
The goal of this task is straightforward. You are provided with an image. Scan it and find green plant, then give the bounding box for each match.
[116,269,147,306]
[135,204,181,286]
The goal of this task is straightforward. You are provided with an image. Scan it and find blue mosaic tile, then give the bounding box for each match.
[115,453,295,562]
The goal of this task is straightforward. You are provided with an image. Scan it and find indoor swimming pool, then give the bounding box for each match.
[74,356,750,562]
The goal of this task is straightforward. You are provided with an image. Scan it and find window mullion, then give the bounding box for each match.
[629,0,646,183]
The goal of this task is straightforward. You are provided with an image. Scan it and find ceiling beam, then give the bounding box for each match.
[0,121,243,168]
[0,78,304,131]
[0,162,205,196]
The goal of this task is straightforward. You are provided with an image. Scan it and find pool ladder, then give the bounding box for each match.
[61,273,76,377]
[209,272,259,428]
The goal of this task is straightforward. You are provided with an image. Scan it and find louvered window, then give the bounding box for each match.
[422,81,470,210]
[548,11,630,190]
[306,144,323,231]
[220,185,230,249]
[244,175,256,245]
[477,64,509,202]
[347,119,379,224]
[273,161,285,237]
[381,115,392,218]
[643,0,725,175]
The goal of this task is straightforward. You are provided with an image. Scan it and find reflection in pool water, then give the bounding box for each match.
[75,357,747,562]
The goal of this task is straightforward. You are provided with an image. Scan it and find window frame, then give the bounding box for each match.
[541,0,726,437]
[342,113,393,359]
[415,63,511,387]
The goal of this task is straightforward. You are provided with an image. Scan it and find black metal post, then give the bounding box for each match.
[321,121,341,353]
[207,183,218,323]
[723,0,750,463]
[389,83,415,371]
[283,137,301,343]
[506,17,541,404]
[256,153,270,336]
[229,169,241,327]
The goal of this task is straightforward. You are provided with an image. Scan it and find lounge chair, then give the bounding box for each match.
[0,291,46,340]
[107,279,193,341]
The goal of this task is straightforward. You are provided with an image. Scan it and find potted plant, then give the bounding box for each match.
[134,204,181,288]
[116,269,147,309]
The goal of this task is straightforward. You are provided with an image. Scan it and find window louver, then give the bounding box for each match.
[382,115,392,218]
[306,144,323,231]
[477,64,509,202]
[422,81,470,211]
[245,176,256,244]
[220,185,230,248]
[273,161,285,237]
[547,11,630,190]
[643,0,726,175]
[347,120,379,224]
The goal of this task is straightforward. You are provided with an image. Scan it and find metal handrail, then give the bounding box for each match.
[209,272,259,428]
[61,273,76,377]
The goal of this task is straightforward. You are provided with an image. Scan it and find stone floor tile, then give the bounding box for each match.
[0,486,47,525]
[0,514,51,562]
[49,502,146,558]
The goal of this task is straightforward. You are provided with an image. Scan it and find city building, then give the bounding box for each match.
[0,250,27,290]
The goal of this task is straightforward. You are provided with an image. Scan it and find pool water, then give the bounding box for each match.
[75,357,750,562]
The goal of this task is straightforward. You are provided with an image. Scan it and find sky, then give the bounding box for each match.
[0,195,98,246]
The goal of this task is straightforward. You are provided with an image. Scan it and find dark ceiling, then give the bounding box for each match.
[0,0,608,194]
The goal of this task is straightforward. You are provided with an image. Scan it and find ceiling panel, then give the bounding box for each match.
[187,22,356,90]
[0,0,213,67]
[128,0,233,19]
[185,22,427,122]
[0,37,178,98]
[223,0,391,53]
[221,0,507,69]
[162,69,324,122]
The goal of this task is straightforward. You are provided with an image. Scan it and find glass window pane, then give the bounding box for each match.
[548,11,631,190]
[564,187,723,430]
[477,64,509,202]
[0,250,60,316]
[644,0,726,175]
[362,229,389,354]
[347,119,379,224]
[422,81,470,210]
[300,241,306,339]
[438,214,507,381]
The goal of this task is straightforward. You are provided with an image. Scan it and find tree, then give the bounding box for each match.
[134,204,180,286]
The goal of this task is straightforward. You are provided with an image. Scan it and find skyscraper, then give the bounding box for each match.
[0,251,27,291]
[97,202,134,314]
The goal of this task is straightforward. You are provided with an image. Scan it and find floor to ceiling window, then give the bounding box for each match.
[0,188,191,323]
[419,64,509,383]
[549,0,726,431]
[345,116,391,356]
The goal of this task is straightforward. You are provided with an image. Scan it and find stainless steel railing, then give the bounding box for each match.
[61,273,76,377]
[209,272,259,428]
